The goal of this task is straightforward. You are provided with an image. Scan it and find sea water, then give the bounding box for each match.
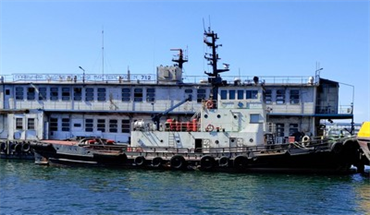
[0,160,369,214]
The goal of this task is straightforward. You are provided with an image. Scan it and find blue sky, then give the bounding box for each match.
[0,0,369,122]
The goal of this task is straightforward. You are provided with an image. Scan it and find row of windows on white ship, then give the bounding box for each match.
[11,86,302,104]
[15,117,299,138]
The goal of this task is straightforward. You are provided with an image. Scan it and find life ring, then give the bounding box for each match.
[206,124,214,132]
[200,155,215,170]
[301,135,310,147]
[134,156,146,166]
[218,156,229,167]
[152,157,163,168]
[170,155,186,170]
[206,100,214,109]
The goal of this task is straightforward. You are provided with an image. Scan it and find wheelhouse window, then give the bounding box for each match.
[15,118,23,130]
[264,89,272,104]
[61,118,70,131]
[85,119,93,132]
[134,88,143,102]
[246,90,258,99]
[237,90,244,100]
[73,87,82,101]
[85,88,94,101]
[229,90,236,100]
[15,87,24,100]
[39,87,47,100]
[97,119,106,132]
[122,119,130,133]
[219,90,226,100]
[97,88,106,101]
[27,87,35,100]
[50,118,58,131]
[122,88,131,102]
[250,114,260,123]
[27,118,35,130]
[197,89,206,103]
[290,90,300,104]
[50,87,59,101]
[276,89,285,104]
[62,87,71,101]
[146,88,155,102]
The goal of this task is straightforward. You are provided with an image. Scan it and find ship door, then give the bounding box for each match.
[195,139,202,153]
[229,138,237,149]
[4,88,12,109]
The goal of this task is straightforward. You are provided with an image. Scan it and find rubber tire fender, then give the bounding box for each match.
[200,155,215,170]
[170,155,186,170]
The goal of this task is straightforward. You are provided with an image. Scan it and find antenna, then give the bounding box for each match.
[208,15,211,32]
[202,18,206,32]
[102,26,105,78]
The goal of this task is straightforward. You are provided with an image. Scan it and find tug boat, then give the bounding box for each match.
[30,28,364,173]
[357,122,370,165]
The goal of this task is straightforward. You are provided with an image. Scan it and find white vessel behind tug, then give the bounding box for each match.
[1,27,366,173]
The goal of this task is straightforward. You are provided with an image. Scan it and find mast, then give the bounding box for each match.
[170,48,188,69]
[203,28,229,107]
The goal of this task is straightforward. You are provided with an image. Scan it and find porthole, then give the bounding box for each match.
[217,114,221,118]
[249,138,254,143]
[204,114,208,118]
[215,140,219,144]
[234,115,237,119]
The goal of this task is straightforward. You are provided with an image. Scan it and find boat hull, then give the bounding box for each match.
[31,138,362,174]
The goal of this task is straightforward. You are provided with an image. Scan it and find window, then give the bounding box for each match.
[197,89,206,103]
[237,90,244,100]
[27,118,35,130]
[16,118,23,130]
[50,118,58,131]
[61,118,70,131]
[74,88,82,101]
[5,89,10,95]
[122,119,130,133]
[50,87,59,101]
[289,124,299,135]
[109,119,118,133]
[27,87,35,100]
[185,89,193,101]
[229,90,236,100]
[276,123,285,137]
[264,89,272,104]
[39,87,47,100]
[85,119,93,132]
[250,114,260,123]
[97,88,106,101]
[62,87,71,101]
[276,89,285,104]
[85,88,94,101]
[134,88,143,102]
[246,90,258,99]
[122,88,131,102]
[146,88,155,102]
[15,87,24,100]
[290,90,300,104]
[220,90,227,100]
[97,119,106,132]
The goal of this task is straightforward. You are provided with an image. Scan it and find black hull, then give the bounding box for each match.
[31,139,363,174]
